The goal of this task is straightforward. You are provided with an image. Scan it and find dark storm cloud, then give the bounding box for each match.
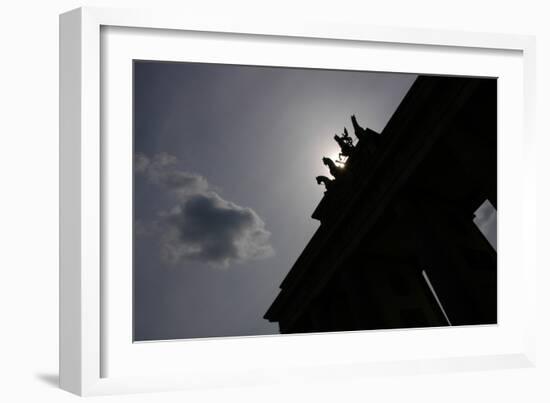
[136,152,274,268]
[160,192,274,267]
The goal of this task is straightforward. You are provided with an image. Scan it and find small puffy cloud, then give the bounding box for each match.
[135,152,274,268]
[473,200,497,250]
[134,152,151,173]
[135,152,208,197]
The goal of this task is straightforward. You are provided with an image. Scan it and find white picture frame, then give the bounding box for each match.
[59,6,537,396]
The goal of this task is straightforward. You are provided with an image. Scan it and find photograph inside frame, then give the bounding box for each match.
[132,60,497,341]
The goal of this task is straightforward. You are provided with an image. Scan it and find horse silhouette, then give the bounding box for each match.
[316,175,334,191]
[334,133,354,158]
[322,157,344,179]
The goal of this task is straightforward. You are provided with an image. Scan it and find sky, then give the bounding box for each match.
[132,61,496,341]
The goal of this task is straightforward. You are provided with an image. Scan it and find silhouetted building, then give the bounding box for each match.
[264,76,497,333]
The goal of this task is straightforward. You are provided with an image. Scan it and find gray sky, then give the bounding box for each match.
[133,61,496,341]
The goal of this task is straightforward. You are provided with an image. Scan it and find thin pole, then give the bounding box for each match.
[422,269,452,326]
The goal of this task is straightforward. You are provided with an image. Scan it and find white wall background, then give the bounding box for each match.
[1,0,548,401]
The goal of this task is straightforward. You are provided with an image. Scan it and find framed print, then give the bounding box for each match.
[59,7,537,396]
